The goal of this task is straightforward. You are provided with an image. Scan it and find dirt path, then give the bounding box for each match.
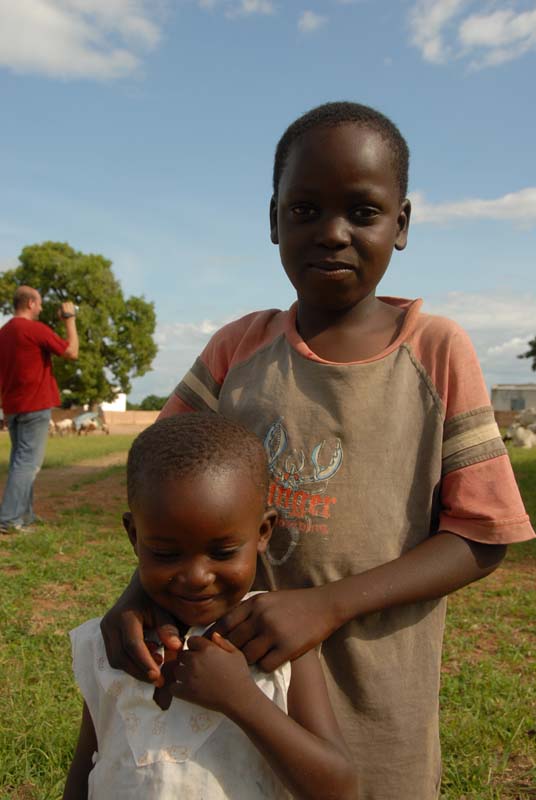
[0,453,129,525]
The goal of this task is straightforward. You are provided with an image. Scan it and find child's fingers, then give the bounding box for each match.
[222,617,258,650]
[211,631,237,653]
[209,597,254,637]
[242,633,273,665]
[154,610,182,651]
[185,635,212,652]
[101,613,164,686]
[122,636,164,686]
[257,646,287,673]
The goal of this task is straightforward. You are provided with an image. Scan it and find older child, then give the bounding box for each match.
[64,413,356,800]
[101,102,535,799]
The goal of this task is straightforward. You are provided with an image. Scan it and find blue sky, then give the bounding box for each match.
[1,0,535,400]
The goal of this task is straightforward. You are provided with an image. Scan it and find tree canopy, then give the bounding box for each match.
[519,338,536,372]
[0,242,157,406]
[127,394,168,411]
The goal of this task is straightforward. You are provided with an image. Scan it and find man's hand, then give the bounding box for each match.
[207,587,337,672]
[100,571,182,687]
[168,633,256,715]
[58,301,77,319]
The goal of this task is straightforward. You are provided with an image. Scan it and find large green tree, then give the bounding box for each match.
[0,242,157,406]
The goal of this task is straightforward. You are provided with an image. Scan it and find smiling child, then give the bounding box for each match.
[63,413,356,800]
[101,102,534,799]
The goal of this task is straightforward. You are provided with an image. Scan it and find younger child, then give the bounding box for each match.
[64,413,357,800]
[102,102,535,799]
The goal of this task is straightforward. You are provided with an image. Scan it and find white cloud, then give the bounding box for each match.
[0,0,162,80]
[235,0,274,13]
[425,291,536,388]
[409,0,468,63]
[298,10,327,33]
[408,0,536,69]
[459,8,536,68]
[130,314,243,401]
[409,187,536,227]
[199,0,274,16]
[426,291,536,333]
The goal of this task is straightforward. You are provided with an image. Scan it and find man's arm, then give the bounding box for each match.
[63,702,97,800]
[59,302,79,360]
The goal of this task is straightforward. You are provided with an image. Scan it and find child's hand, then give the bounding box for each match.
[168,632,256,715]
[100,571,183,687]
[208,587,337,671]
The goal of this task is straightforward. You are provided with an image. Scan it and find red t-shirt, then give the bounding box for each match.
[0,317,68,414]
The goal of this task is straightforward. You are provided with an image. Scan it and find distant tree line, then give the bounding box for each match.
[127,394,168,411]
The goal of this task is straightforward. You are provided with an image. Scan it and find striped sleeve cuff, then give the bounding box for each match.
[174,358,220,412]
[442,406,506,476]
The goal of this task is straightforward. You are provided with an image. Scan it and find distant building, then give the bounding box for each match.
[99,392,127,412]
[491,384,536,412]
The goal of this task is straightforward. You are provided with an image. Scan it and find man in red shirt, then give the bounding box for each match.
[0,285,79,533]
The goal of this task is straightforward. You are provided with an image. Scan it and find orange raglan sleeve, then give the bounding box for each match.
[423,320,535,545]
[160,309,285,418]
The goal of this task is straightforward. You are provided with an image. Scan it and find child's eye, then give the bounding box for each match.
[290,204,317,219]
[211,548,239,561]
[151,551,179,561]
[351,207,379,221]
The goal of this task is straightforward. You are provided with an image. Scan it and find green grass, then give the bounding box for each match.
[0,434,135,475]
[509,445,536,526]
[0,441,534,799]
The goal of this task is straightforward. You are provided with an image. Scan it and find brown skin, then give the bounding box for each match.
[63,703,97,800]
[270,124,411,362]
[101,122,507,678]
[65,637,356,800]
[159,633,356,800]
[69,473,357,800]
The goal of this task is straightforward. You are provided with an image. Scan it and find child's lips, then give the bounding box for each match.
[308,260,357,277]
[173,593,220,605]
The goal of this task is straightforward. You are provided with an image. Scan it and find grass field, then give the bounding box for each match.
[0,435,534,799]
[0,434,136,475]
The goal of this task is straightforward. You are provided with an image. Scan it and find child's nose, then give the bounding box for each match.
[175,558,214,591]
[315,214,352,248]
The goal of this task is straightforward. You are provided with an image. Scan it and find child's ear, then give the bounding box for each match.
[122,511,138,553]
[269,196,279,244]
[394,198,411,251]
[257,508,277,554]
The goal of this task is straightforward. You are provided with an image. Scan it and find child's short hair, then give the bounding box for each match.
[127,412,269,507]
[273,101,410,200]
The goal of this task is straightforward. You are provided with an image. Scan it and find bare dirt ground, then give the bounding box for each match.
[0,452,129,525]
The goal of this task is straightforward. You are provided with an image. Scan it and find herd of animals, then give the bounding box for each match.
[48,413,110,436]
[47,408,536,446]
[502,408,536,449]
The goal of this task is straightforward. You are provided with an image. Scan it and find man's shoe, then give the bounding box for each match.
[23,515,45,527]
[0,522,35,534]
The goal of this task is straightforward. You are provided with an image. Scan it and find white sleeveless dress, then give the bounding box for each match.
[70,607,291,799]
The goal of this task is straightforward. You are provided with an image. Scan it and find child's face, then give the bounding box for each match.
[124,470,275,629]
[270,123,410,313]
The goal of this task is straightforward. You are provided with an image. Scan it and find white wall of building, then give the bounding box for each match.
[100,392,127,412]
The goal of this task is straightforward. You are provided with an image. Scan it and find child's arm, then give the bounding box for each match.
[170,632,357,800]
[100,532,505,679]
[211,531,506,670]
[63,702,98,800]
